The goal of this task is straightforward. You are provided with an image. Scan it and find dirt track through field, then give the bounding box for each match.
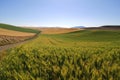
[0,28,81,51]
[0,40,26,51]
[0,33,40,52]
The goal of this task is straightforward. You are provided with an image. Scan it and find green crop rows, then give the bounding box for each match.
[0,30,120,80]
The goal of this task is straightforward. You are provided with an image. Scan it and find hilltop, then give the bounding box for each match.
[0,23,40,33]
[100,25,120,30]
[29,27,81,34]
[72,26,85,28]
[85,25,120,30]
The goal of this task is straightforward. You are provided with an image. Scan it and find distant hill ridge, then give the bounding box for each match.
[85,25,120,30]
[0,23,40,33]
[101,25,120,28]
[72,26,85,28]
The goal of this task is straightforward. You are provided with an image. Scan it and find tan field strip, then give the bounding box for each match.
[29,28,83,34]
[0,28,35,36]
[40,28,83,34]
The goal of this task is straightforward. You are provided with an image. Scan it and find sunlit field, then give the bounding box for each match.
[0,24,39,46]
[0,30,120,80]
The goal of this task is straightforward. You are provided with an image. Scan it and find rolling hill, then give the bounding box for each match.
[29,27,81,34]
[0,29,120,80]
[56,30,120,42]
[85,25,120,30]
[0,28,35,36]
[0,23,40,33]
[100,25,120,30]
[0,23,40,46]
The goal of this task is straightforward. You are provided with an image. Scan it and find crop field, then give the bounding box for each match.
[0,28,35,36]
[29,27,81,34]
[0,35,34,46]
[0,24,39,47]
[0,23,40,33]
[0,29,120,80]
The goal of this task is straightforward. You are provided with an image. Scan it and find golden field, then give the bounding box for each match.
[28,27,82,34]
[0,28,35,36]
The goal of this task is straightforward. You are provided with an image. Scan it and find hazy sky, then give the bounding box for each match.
[0,0,120,27]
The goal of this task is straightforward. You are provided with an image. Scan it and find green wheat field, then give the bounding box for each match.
[0,28,120,80]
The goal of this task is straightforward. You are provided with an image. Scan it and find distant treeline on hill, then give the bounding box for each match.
[0,23,40,33]
[85,25,120,30]
[101,25,120,28]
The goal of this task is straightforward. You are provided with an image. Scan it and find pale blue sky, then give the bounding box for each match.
[0,0,120,27]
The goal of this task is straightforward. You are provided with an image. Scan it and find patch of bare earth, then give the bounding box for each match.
[0,35,33,46]
[0,28,36,46]
[0,28,37,60]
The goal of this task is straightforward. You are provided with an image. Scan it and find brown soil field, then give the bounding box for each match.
[28,27,82,34]
[0,28,36,47]
[0,35,33,46]
[0,28,35,36]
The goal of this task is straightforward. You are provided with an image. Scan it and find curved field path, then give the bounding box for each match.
[0,33,40,52]
[0,40,26,51]
[0,28,81,51]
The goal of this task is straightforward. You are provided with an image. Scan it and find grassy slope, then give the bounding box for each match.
[34,30,120,48]
[48,30,120,42]
[0,23,40,33]
[0,30,120,80]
